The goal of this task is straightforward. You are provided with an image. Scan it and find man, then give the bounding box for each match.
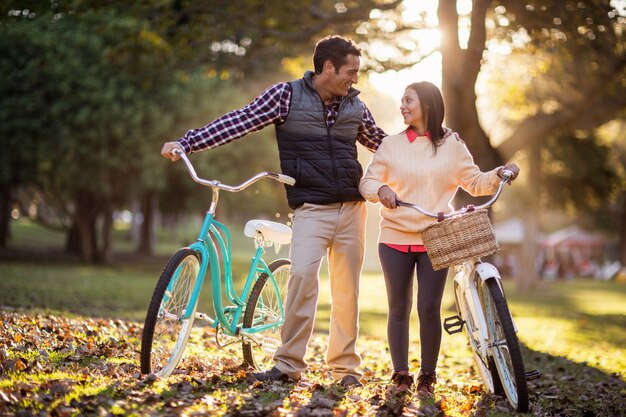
[161,35,386,387]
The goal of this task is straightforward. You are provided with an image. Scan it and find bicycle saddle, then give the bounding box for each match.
[244,220,292,245]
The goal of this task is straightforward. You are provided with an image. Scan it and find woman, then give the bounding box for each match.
[359,81,519,396]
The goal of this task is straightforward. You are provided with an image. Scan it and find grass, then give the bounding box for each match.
[7,216,289,258]
[505,279,626,377]
[1,217,288,321]
[7,216,197,255]
[3,218,626,379]
[2,217,626,416]
[2,309,623,417]
[1,257,624,380]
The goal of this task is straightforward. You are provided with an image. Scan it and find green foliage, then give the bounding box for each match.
[0,1,314,236]
[542,131,621,219]
[496,0,622,58]
[0,4,294,257]
[492,0,624,128]
[18,0,393,77]
[475,1,625,233]
[0,9,177,196]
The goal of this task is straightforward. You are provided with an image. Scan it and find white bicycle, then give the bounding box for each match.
[398,171,540,412]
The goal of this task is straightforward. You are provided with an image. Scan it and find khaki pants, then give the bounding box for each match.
[274,201,366,380]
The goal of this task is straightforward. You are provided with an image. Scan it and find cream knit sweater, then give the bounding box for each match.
[359,130,503,245]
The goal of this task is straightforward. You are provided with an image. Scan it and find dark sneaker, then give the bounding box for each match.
[248,366,292,383]
[390,371,414,394]
[338,375,363,388]
[416,370,437,397]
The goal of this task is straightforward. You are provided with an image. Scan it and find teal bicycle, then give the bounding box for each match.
[140,149,295,377]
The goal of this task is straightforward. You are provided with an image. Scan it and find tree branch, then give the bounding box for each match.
[499,84,626,160]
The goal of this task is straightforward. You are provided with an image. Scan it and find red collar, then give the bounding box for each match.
[406,129,430,143]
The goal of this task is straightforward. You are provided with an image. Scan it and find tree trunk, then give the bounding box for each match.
[137,191,156,255]
[70,191,100,263]
[618,191,626,265]
[129,198,141,244]
[98,201,114,264]
[519,142,541,292]
[438,0,503,210]
[0,188,12,248]
[439,0,501,165]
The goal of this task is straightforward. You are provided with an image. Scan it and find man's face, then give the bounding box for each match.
[327,54,360,97]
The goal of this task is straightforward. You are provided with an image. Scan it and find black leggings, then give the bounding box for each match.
[378,243,448,373]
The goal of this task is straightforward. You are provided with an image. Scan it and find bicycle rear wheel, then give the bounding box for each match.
[241,259,291,370]
[480,278,529,412]
[141,248,201,377]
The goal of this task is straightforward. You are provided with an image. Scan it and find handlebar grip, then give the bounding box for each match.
[277,174,296,186]
[500,169,514,180]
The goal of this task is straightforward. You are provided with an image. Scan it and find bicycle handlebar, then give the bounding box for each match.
[397,169,513,220]
[173,149,296,191]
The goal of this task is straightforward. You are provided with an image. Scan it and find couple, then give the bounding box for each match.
[161,35,519,396]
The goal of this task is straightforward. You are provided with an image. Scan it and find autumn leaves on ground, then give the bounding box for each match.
[0,308,624,417]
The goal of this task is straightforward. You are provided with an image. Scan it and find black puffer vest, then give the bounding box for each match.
[276,71,364,209]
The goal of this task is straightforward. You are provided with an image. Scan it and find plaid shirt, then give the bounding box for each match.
[177,82,386,153]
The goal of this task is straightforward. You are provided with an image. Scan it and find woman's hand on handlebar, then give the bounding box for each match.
[498,163,520,184]
[378,185,398,209]
[161,142,185,161]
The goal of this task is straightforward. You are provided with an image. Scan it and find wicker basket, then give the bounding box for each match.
[421,209,499,271]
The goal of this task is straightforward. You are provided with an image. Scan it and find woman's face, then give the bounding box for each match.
[400,88,424,128]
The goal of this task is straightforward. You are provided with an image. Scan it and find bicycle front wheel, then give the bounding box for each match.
[480,278,529,412]
[456,279,496,393]
[141,248,201,377]
[242,259,291,371]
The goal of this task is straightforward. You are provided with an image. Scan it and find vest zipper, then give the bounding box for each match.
[319,97,342,203]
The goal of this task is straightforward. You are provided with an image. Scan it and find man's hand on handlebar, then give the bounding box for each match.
[497,163,520,184]
[378,185,398,209]
[161,142,185,161]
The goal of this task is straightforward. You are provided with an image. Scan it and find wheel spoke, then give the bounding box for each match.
[242,260,290,371]
[141,250,200,378]
[481,278,529,412]
[460,279,496,394]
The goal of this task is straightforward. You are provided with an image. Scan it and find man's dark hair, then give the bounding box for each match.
[313,36,361,74]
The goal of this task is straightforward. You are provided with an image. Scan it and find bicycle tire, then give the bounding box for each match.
[489,355,505,395]
[241,259,291,370]
[455,279,495,393]
[140,248,201,377]
[481,278,529,412]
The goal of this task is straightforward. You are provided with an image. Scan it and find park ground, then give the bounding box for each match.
[0,219,625,416]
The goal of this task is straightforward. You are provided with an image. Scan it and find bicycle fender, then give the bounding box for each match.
[474,262,518,333]
[474,262,500,282]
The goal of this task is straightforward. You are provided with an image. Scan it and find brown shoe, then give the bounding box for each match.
[390,371,414,394]
[416,370,437,397]
[248,366,294,383]
[338,375,363,388]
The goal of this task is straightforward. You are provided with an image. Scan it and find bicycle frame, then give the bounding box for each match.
[141,150,295,378]
[165,149,292,338]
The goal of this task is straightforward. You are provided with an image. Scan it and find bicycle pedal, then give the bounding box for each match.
[525,369,542,381]
[443,315,465,335]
